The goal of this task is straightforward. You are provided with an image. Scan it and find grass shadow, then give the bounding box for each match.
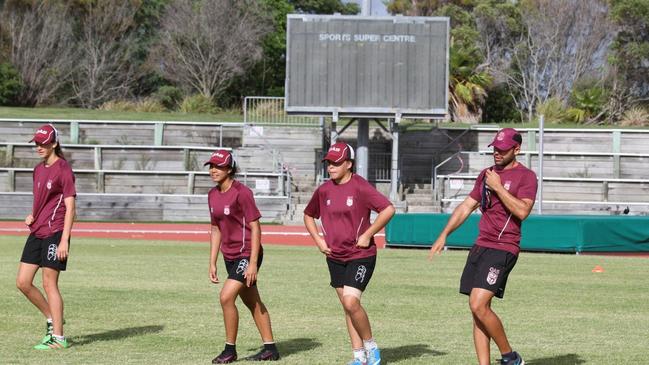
[526,354,586,365]
[382,344,446,363]
[275,337,321,357]
[72,325,164,346]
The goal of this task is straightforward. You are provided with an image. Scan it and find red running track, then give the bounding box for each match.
[0,221,386,248]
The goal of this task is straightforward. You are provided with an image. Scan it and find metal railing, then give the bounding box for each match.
[314,149,393,183]
[0,167,290,197]
[0,118,244,146]
[435,174,649,213]
[243,97,320,126]
[369,152,392,182]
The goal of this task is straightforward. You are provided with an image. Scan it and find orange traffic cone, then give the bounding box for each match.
[592,265,605,273]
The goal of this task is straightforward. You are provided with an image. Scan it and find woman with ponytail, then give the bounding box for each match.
[16,124,76,350]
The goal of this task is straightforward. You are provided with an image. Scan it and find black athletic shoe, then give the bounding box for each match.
[248,349,280,361]
[212,350,237,364]
[500,351,525,365]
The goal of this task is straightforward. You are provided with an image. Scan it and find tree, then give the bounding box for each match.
[478,0,613,122]
[222,0,294,105]
[0,1,78,106]
[608,0,649,122]
[289,0,359,14]
[387,0,456,16]
[71,1,140,108]
[154,0,271,100]
[387,1,492,122]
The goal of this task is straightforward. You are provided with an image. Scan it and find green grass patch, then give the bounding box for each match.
[1,237,648,364]
[0,106,244,123]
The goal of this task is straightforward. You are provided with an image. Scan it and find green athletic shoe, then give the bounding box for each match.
[39,321,54,344]
[34,337,69,350]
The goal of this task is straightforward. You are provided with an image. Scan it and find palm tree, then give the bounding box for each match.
[448,43,492,123]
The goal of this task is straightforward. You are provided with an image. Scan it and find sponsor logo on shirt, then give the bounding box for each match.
[346,196,354,207]
[47,244,57,261]
[504,181,511,190]
[236,259,249,274]
[355,265,367,283]
[224,205,230,215]
[486,267,500,285]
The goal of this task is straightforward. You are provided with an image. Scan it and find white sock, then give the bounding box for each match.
[53,334,65,341]
[47,318,53,324]
[353,348,367,362]
[363,338,378,351]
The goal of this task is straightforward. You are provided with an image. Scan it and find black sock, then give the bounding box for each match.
[263,342,278,353]
[502,351,515,360]
[224,343,236,354]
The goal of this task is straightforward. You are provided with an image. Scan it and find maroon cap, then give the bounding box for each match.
[29,124,58,145]
[323,142,355,163]
[204,149,234,167]
[488,128,522,150]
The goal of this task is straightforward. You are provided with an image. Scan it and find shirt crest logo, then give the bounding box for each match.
[486,267,500,285]
[46,179,52,190]
[326,199,331,206]
[223,205,230,215]
[504,181,511,190]
[346,196,354,207]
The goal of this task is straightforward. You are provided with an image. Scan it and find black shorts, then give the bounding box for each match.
[326,256,376,291]
[20,231,69,271]
[224,254,263,286]
[460,246,517,299]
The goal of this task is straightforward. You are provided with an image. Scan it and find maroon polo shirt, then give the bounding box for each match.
[30,158,76,239]
[304,174,392,262]
[208,180,262,260]
[469,163,538,255]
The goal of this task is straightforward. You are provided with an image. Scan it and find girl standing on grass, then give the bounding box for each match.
[304,142,395,365]
[16,124,76,350]
[206,149,280,364]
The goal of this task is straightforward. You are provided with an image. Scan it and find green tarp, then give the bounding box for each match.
[385,214,649,253]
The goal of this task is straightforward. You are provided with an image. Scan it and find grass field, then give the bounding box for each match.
[1,236,648,364]
[4,106,647,131]
[0,106,244,123]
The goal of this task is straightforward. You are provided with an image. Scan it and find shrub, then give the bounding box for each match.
[179,94,219,114]
[99,100,138,112]
[483,84,521,123]
[98,98,166,112]
[135,98,166,113]
[250,100,284,118]
[620,107,649,127]
[0,63,22,105]
[153,86,183,110]
[535,97,567,124]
